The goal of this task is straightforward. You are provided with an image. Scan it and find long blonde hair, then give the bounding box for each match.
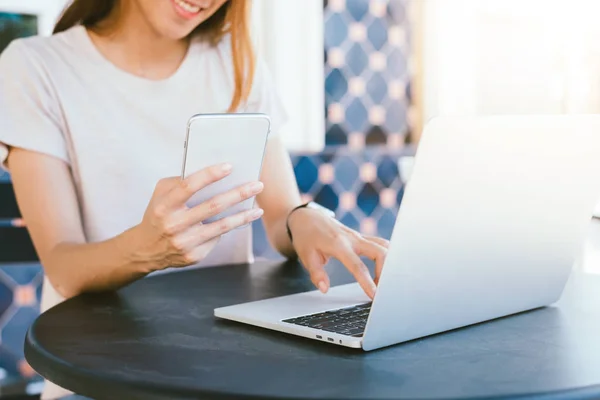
[54,0,255,112]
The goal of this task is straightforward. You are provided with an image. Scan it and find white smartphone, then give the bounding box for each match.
[181,113,271,223]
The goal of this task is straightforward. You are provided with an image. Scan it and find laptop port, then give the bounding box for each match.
[328,337,334,342]
[316,335,322,339]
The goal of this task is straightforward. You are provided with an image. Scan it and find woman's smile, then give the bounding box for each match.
[171,0,205,20]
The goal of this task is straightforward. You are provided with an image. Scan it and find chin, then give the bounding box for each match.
[159,24,198,41]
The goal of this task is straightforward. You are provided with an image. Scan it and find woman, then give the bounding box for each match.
[0,0,388,397]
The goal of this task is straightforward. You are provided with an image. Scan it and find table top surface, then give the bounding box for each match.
[25,260,600,400]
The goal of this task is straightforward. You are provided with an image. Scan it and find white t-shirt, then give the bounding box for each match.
[0,25,286,399]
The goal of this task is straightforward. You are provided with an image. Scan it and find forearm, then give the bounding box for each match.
[44,225,159,299]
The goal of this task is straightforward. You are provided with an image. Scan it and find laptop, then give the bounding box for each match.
[214,115,600,351]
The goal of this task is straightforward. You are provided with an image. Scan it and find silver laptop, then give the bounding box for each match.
[214,115,600,351]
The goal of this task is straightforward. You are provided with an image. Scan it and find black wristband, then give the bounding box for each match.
[285,202,336,243]
[286,203,309,243]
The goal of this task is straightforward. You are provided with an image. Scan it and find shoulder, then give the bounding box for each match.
[0,36,36,68]
[0,26,85,76]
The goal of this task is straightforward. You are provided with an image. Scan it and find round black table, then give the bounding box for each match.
[25,260,600,400]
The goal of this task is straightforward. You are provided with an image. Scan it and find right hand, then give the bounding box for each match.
[133,162,264,271]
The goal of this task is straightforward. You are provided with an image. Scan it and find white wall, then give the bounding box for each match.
[423,0,600,119]
[252,0,325,152]
[0,0,67,35]
[422,0,600,216]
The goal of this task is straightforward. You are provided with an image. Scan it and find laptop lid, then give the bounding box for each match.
[362,115,600,351]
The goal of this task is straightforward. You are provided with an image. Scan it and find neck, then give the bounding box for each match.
[90,1,190,79]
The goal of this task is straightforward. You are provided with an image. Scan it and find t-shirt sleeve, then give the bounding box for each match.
[246,58,288,138]
[0,40,70,170]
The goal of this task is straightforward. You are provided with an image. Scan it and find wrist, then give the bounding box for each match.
[284,208,313,258]
[287,207,313,235]
[119,225,165,274]
[286,202,336,243]
[286,206,308,245]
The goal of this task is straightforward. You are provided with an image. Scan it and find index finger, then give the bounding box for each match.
[167,163,233,209]
[356,240,387,286]
[333,244,377,299]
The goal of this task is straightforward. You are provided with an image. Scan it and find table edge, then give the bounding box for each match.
[25,321,600,400]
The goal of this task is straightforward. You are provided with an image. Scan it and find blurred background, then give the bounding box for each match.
[1,0,600,397]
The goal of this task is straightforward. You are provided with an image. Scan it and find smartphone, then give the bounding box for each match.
[181,113,271,223]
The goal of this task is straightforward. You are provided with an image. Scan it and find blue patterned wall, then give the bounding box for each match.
[0,0,414,391]
[325,0,412,147]
[0,263,42,382]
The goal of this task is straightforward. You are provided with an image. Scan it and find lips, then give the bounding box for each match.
[172,0,204,18]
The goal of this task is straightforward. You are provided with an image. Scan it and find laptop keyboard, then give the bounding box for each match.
[282,302,372,337]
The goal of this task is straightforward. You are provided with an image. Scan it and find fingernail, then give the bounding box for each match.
[221,163,233,173]
[318,281,328,293]
[249,181,264,193]
[370,285,377,299]
[250,208,264,219]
